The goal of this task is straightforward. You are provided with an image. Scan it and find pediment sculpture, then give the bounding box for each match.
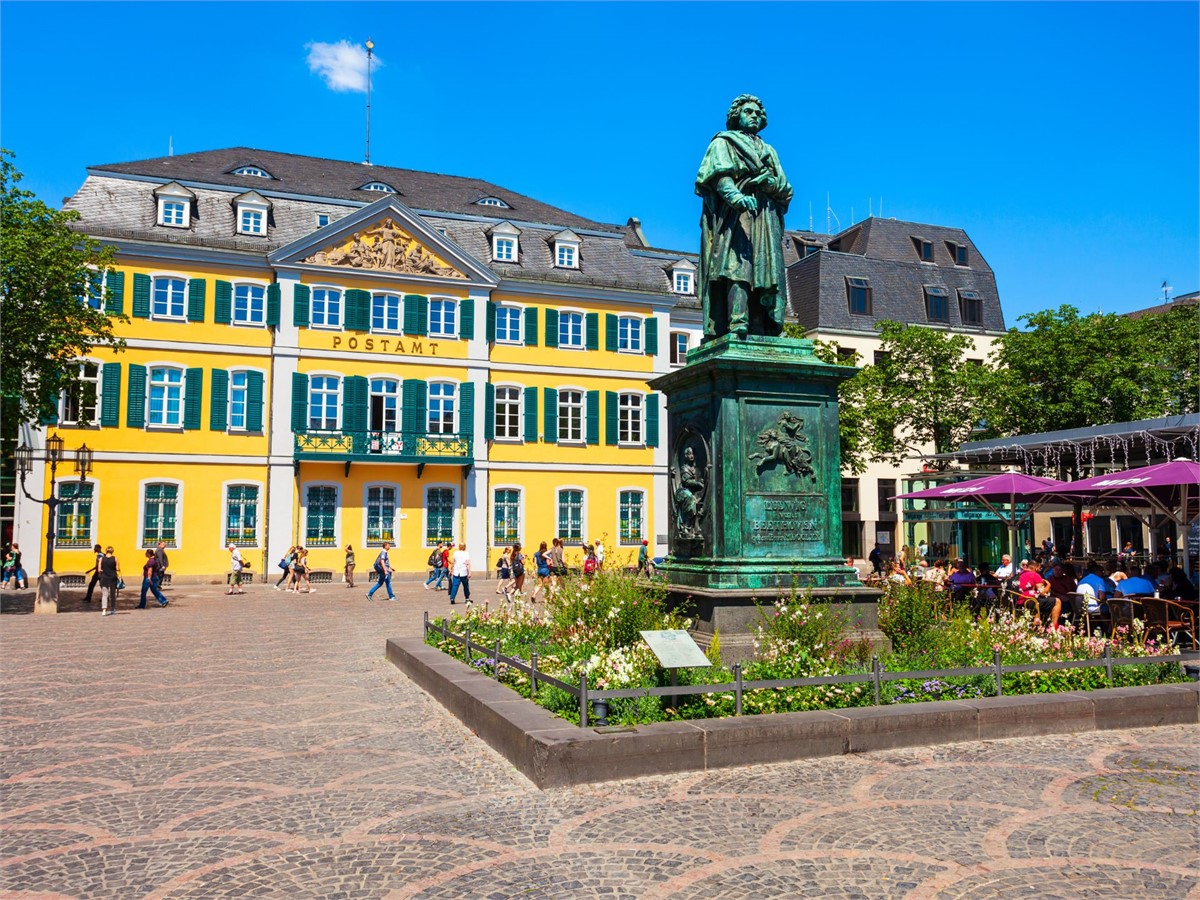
[303,218,465,279]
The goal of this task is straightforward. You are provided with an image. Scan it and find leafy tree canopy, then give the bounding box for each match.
[0,150,125,432]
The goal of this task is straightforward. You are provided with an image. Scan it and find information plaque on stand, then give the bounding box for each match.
[639,629,712,669]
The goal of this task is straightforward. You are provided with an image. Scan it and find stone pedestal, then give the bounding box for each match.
[649,335,880,661]
[35,574,60,614]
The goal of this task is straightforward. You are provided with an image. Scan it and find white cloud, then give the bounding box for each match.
[305,40,382,93]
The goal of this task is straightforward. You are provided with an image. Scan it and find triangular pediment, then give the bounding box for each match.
[269,195,498,286]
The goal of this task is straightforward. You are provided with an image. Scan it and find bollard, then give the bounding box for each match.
[871,654,881,706]
[494,640,502,681]
[1105,641,1114,683]
[465,626,471,663]
[579,673,589,728]
[441,618,447,642]
[423,610,429,638]
[734,662,743,716]
[531,652,539,696]
[593,699,609,726]
[994,648,1004,697]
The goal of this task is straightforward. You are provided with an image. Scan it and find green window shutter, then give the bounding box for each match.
[132,274,151,318]
[293,284,311,328]
[415,295,429,336]
[343,375,368,432]
[402,379,426,436]
[524,307,538,347]
[459,298,475,340]
[484,383,495,441]
[459,382,475,436]
[266,284,281,327]
[403,294,421,334]
[586,313,599,351]
[586,390,600,445]
[605,314,618,352]
[106,271,125,315]
[183,368,203,430]
[214,280,232,324]
[100,362,121,428]
[605,390,619,446]
[210,369,229,431]
[40,403,58,426]
[187,278,206,322]
[246,372,265,432]
[485,301,496,343]
[645,316,659,356]
[523,386,538,443]
[345,289,370,332]
[646,393,660,448]
[543,387,558,445]
[126,364,146,428]
[545,308,559,348]
[291,372,308,432]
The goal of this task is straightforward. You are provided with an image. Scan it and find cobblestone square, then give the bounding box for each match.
[2,582,1198,898]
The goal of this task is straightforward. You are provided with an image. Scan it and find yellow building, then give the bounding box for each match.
[13,149,701,580]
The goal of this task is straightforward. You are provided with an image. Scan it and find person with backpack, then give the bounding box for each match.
[510,542,527,600]
[495,547,514,601]
[423,542,446,591]
[367,541,395,601]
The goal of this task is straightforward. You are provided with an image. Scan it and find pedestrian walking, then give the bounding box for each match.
[637,539,649,574]
[154,540,170,586]
[3,544,27,590]
[448,542,472,605]
[550,537,566,578]
[274,546,297,590]
[83,543,103,603]
[423,542,446,590]
[367,541,395,601]
[294,548,314,593]
[98,546,120,616]
[594,538,606,572]
[495,546,514,600]
[510,542,526,599]
[138,549,168,608]
[225,544,246,594]
[533,541,551,600]
[344,544,356,588]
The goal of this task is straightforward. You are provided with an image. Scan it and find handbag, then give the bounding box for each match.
[116,578,125,590]
[278,559,289,571]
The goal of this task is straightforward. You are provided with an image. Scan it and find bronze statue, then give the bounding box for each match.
[695,94,793,340]
[672,445,708,539]
[748,411,814,480]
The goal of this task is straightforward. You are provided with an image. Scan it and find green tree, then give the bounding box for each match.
[0,150,125,432]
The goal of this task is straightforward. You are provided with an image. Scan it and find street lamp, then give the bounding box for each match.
[14,436,93,610]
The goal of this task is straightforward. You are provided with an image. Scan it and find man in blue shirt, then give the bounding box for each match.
[1076,563,1114,616]
[1116,567,1156,597]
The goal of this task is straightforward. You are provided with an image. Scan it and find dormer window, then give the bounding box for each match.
[359,182,396,194]
[912,236,934,262]
[947,241,969,266]
[490,221,520,263]
[315,213,331,228]
[232,191,271,236]
[669,259,696,294]
[231,166,271,178]
[153,181,195,229]
[551,229,581,269]
[475,196,510,208]
[923,285,950,322]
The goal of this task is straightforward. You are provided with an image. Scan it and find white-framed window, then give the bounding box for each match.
[618,316,643,353]
[493,487,522,545]
[558,389,584,443]
[228,370,249,430]
[237,204,267,235]
[83,270,106,310]
[141,481,180,548]
[557,488,585,543]
[316,213,331,228]
[428,382,456,434]
[152,276,187,319]
[308,375,340,430]
[425,485,457,545]
[493,236,516,262]
[369,378,399,433]
[311,288,342,328]
[56,480,95,548]
[670,332,689,366]
[429,298,457,338]
[233,283,266,325]
[618,489,645,545]
[555,243,578,269]
[372,293,402,333]
[495,305,523,343]
[559,311,584,349]
[61,360,101,425]
[158,198,188,228]
[475,196,509,208]
[232,166,271,178]
[674,271,693,294]
[224,483,259,547]
[148,366,184,427]
[360,182,396,193]
[494,385,521,440]
[304,483,339,547]
[365,484,398,546]
[618,393,643,445]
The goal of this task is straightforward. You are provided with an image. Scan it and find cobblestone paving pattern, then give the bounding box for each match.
[2,582,1198,898]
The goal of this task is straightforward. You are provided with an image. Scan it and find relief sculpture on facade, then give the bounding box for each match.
[303,218,465,278]
[748,411,815,481]
[671,430,711,545]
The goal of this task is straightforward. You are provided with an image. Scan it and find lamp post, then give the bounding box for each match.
[14,435,92,613]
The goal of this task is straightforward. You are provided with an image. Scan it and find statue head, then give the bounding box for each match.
[726,94,767,133]
[683,446,696,463]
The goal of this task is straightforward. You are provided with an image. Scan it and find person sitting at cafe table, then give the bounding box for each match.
[946,559,977,606]
[1076,562,1114,620]
[1018,559,1044,598]
[1047,562,1079,624]
[1031,579,1062,629]
[972,562,1002,619]
[1116,566,1157,597]
[923,558,947,591]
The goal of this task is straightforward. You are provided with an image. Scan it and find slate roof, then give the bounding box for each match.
[786,217,1005,333]
[1125,291,1198,319]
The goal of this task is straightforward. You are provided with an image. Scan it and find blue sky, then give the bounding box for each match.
[2,1,1196,324]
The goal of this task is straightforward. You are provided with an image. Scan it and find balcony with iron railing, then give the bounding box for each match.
[294,429,473,464]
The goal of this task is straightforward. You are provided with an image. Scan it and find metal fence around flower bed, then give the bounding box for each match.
[423,613,1199,729]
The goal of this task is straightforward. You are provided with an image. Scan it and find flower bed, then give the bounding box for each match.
[425,571,1188,726]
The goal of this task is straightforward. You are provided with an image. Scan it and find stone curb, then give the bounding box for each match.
[385,637,1199,789]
